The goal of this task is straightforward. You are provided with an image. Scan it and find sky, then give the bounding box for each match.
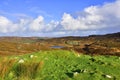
[0,0,120,37]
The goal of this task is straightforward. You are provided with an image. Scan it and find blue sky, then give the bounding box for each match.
[0,0,115,20]
[0,0,119,37]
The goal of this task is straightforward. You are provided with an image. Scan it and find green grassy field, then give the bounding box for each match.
[0,50,120,80]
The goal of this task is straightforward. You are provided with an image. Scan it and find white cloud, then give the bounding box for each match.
[0,16,28,33]
[61,0,120,31]
[0,0,120,36]
[0,16,19,33]
[0,15,59,34]
[45,20,59,32]
[29,16,44,32]
[61,13,89,30]
[29,16,59,32]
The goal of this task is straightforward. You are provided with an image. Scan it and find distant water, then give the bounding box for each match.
[50,46,64,49]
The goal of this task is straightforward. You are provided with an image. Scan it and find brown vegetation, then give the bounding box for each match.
[0,32,120,56]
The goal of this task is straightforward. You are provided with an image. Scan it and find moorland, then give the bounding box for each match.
[0,32,120,80]
[0,32,120,56]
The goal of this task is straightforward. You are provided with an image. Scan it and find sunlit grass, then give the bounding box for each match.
[0,50,120,80]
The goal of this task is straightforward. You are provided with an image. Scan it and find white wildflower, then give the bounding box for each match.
[74,72,79,76]
[30,55,34,58]
[106,75,112,78]
[18,59,24,63]
[77,54,80,57]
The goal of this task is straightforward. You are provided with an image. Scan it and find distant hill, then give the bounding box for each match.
[89,32,120,38]
[0,32,119,40]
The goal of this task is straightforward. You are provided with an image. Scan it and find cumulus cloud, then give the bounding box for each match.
[0,0,120,36]
[29,16,44,32]
[61,13,91,30]
[61,0,120,31]
[0,16,19,33]
[0,16,30,33]
[29,16,59,32]
[45,20,59,32]
[0,15,59,33]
